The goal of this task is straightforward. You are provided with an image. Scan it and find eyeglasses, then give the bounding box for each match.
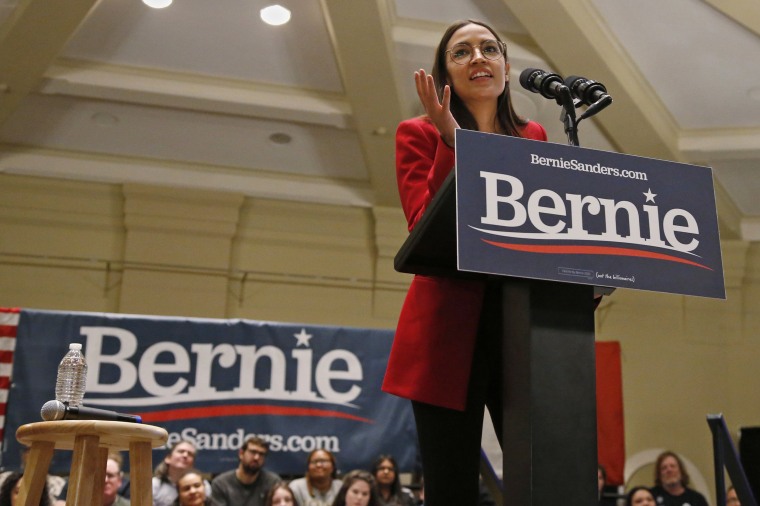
[245,448,267,457]
[446,40,505,65]
[377,466,395,472]
[310,459,331,466]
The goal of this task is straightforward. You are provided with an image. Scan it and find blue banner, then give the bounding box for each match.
[455,130,725,299]
[2,310,418,476]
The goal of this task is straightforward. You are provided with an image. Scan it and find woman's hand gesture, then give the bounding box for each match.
[415,69,460,147]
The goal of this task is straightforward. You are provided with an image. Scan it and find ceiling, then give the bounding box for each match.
[1,0,759,240]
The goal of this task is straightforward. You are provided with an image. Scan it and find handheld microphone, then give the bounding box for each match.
[519,68,566,100]
[41,400,142,423]
[564,75,612,106]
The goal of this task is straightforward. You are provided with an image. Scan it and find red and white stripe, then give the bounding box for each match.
[0,307,19,446]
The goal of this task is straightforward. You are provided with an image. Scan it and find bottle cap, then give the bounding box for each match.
[69,343,82,351]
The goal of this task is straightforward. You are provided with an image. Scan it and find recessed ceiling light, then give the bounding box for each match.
[269,132,292,144]
[142,0,172,9]
[260,5,291,26]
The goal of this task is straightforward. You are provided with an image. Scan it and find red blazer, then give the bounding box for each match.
[382,116,548,411]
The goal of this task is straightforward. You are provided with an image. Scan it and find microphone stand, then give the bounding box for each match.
[579,95,613,121]
[557,85,580,146]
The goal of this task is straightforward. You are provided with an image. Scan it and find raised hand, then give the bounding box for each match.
[414,69,460,147]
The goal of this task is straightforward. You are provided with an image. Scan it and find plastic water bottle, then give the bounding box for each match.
[55,343,88,407]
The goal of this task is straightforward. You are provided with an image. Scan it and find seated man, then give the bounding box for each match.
[55,452,129,506]
[211,436,280,506]
[649,451,708,506]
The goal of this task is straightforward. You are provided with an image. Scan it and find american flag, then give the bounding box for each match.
[0,307,19,445]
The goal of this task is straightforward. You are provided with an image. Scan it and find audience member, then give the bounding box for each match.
[0,472,52,506]
[57,452,130,506]
[289,449,342,506]
[0,447,64,504]
[727,486,740,506]
[103,453,130,506]
[154,441,211,506]
[211,436,280,506]
[174,469,212,506]
[331,470,377,506]
[370,455,414,506]
[626,486,655,506]
[598,464,606,502]
[265,483,296,506]
[650,451,708,506]
[476,480,496,506]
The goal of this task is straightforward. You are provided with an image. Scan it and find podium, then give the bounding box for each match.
[395,171,598,506]
[394,130,724,505]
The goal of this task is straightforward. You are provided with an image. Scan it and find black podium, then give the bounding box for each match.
[394,127,725,505]
[395,170,598,506]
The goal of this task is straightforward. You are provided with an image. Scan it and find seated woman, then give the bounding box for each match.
[289,450,342,506]
[173,469,211,506]
[265,482,296,506]
[154,440,211,506]
[370,456,414,506]
[0,472,52,506]
[331,471,377,506]
[625,486,655,506]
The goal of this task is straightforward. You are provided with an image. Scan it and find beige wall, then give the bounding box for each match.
[2,173,759,503]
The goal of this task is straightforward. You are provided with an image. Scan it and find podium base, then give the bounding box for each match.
[501,278,597,506]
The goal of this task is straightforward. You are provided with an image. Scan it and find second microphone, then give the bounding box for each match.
[40,399,142,423]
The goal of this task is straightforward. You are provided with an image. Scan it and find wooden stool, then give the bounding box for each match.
[16,420,168,506]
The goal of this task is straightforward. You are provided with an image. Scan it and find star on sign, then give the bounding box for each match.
[294,328,313,347]
[643,188,657,203]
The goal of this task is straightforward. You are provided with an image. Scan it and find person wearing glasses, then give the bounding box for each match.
[289,449,341,506]
[210,437,280,506]
[381,19,547,506]
[53,452,128,506]
[103,453,130,506]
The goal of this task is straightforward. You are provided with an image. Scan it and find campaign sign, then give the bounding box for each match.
[455,129,725,299]
[1,310,418,475]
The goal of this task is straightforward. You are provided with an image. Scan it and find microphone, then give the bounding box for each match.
[519,68,566,100]
[41,400,142,423]
[564,75,612,106]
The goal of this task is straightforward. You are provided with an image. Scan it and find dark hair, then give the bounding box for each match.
[306,449,338,480]
[654,450,690,487]
[0,472,52,506]
[172,469,206,506]
[625,486,655,506]
[331,470,378,506]
[371,455,402,498]
[430,19,528,137]
[243,436,270,452]
[264,482,295,506]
